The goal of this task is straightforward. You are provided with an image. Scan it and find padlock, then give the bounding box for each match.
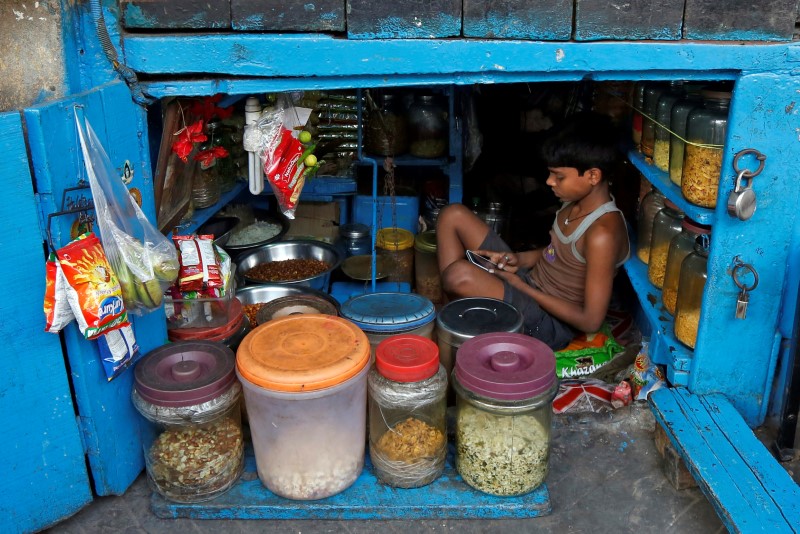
[727,170,757,221]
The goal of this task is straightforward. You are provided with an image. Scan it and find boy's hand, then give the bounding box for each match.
[474,250,519,273]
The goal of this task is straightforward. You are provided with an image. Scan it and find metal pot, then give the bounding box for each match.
[236,240,343,292]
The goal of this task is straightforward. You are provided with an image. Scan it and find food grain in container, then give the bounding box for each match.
[237,239,342,292]
[414,231,443,305]
[368,335,447,488]
[236,283,340,328]
[132,341,244,503]
[339,292,436,358]
[236,315,371,500]
[376,228,415,285]
[453,332,557,497]
[435,297,523,378]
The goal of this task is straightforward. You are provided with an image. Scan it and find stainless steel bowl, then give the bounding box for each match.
[236,239,343,292]
[218,210,290,258]
[236,284,340,311]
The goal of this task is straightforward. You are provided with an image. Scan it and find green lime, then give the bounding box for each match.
[304,154,318,167]
[299,131,312,143]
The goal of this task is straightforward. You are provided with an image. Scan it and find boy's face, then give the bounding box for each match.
[546,166,599,201]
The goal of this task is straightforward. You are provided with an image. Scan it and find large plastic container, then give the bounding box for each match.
[236,315,371,500]
[339,292,436,358]
[352,194,420,235]
[453,332,558,496]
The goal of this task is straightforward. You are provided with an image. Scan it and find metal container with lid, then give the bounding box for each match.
[255,294,338,324]
[452,332,557,496]
[435,297,523,379]
[340,292,436,358]
[132,341,244,503]
[338,222,372,258]
[236,315,371,500]
[368,335,447,488]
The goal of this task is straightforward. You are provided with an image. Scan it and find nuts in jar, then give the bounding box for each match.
[682,144,722,208]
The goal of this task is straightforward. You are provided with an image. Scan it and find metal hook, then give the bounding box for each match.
[732,148,766,178]
[732,256,759,292]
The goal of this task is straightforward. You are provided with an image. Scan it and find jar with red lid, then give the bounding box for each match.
[453,332,557,496]
[367,335,447,488]
[132,341,244,503]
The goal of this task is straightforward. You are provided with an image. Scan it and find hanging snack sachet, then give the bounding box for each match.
[44,252,75,333]
[173,234,224,292]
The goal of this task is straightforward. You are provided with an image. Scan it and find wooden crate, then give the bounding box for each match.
[462,0,572,40]
[683,0,798,41]
[120,0,231,30]
[346,0,462,39]
[574,0,684,41]
[231,0,346,32]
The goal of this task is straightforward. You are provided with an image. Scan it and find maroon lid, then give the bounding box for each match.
[168,298,243,341]
[134,341,236,407]
[454,332,556,400]
[681,217,711,235]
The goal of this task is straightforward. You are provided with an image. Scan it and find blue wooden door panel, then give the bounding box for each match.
[24,80,166,496]
[0,112,92,533]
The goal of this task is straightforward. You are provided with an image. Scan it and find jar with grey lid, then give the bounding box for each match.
[338,223,372,258]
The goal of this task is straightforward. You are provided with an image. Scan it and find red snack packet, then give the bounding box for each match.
[173,234,223,292]
[44,252,75,333]
[264,126,307,215]
[57,233,129,340]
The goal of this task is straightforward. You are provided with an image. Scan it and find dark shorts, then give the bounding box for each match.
[480,230,576,351]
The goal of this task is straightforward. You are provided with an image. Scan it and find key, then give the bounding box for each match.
[735,288,749,320]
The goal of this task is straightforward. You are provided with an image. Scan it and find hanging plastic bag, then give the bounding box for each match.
[75,111,179,314]
[44,252,75,333]
[243,95,317,218]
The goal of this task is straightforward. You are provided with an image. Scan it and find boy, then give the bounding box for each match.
[436,112,630,350]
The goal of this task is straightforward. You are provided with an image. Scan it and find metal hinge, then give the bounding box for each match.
[76,415,100,457]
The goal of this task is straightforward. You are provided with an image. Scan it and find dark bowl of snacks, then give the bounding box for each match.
[236,284,340,328]
[236,239,343,292]
[218,209,290,260]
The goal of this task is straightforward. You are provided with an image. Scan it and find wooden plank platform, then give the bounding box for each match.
[649,388,800,533]
[152,445,551,519]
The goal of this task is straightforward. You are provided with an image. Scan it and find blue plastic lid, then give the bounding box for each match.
[340,292,435,332]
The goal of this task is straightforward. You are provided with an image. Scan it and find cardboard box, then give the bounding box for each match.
[285,201,341,241]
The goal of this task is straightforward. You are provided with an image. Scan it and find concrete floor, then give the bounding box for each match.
[46,402,726,533]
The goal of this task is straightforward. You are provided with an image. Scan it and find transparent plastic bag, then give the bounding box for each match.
[75,111,179,314]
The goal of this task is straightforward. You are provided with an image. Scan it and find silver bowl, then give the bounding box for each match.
[236,285,340,325]
[236,239,343,292]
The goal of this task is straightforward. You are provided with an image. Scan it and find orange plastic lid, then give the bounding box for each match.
[236,314,370,392]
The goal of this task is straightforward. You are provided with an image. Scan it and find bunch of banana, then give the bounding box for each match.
[113,234,179,312]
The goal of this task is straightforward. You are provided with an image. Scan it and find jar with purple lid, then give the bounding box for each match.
[132,340,244,503]
[452,332,557,496]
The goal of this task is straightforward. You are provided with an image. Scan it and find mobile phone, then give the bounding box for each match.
[466,250,498,272]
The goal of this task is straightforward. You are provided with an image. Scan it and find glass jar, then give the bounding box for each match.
[631,82,646,149]
[662,219,711,315]
[668,95,701,187]
[407,94,448,158]
[636,186,666,264]
[674,241,710,349]
[478,201,509,243]
[191,122,223,209]
[414,231,443,305]
[236,315,371,500]
[338,223,371,258]
[653,83,685,172]
[640,83,667,158]
[365,92,408,156]
[339,292,436,359]
[215,122,239,193]
[682,89,732,208]
[376,227,415,285]
[648,200,685,289]
[453,332,558,496]
[132,341,244,503]
[368,335,447,488]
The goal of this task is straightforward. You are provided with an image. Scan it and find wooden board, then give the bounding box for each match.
[232,0,346,32]
[462,0,573,40]
[683,0,798,41]
[574,0,684,40]
[120,0,231,30]
[346,0,462,39]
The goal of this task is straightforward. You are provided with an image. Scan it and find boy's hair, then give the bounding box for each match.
[540,111,621,179]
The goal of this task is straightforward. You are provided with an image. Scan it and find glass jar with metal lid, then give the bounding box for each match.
[662,218,711,315]
[673,240,710,349]
[636,186,666,264]
[640,82,668,158]
[648,199,685,289]
[407,94,448,158]
[365,92,408,156]
[236,315,371,500]
[414,231,442,305]
[668,94,702,186]
[682,88,732,208]
[368,335,447,488]
[653,83,685,172]
[453,332,558,496]
[339,292,436,359]
[338,222,372,258]
[132,341,244,503]
[377,227,415,285]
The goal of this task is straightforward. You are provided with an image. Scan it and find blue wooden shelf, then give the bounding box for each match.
[151,445,551,520]
[357,154,450,167]
[627,150,715,226]
[173,181,248,235]
[623,256,693,386]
